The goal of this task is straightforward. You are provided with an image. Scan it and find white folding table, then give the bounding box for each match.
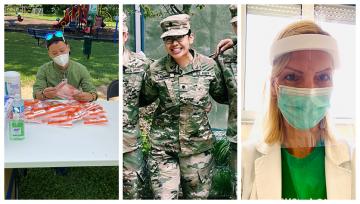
[5,100,119,168]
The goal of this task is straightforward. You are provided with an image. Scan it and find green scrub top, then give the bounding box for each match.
[281,144,327,200]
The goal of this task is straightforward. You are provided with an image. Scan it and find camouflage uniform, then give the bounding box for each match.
[216,42,237,191]
[123,48,150,199]
[215,4,238,198]
[141,45,228,199]
[217,44,237,157]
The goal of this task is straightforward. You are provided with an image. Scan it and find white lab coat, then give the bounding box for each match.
[241,138,355,200]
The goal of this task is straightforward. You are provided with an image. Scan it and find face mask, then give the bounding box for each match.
[277,85,332,130]
[53,53,69,67]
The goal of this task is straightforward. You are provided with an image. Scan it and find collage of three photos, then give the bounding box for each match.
[3,3,356,200]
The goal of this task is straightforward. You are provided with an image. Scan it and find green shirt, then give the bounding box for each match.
[281,146,327,200]
[33,60,96,98]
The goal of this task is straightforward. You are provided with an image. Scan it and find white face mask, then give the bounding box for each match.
[53,53,69,67]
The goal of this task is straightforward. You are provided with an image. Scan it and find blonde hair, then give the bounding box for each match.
[264,20,334,144]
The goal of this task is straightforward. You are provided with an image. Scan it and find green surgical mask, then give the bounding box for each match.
[277,85,332,130]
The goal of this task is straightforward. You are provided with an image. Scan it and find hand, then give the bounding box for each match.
[43,87,57,99]
[205,102,212,113]
[73,92,93,102]
[215,38,234,57]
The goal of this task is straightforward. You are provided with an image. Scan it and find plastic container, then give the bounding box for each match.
[5,71,21,97]
[12,94,25,119]
[4,95,13,136]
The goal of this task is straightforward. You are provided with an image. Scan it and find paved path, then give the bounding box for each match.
[5,16,55,30]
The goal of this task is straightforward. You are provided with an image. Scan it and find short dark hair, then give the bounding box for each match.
[46,37,67,49]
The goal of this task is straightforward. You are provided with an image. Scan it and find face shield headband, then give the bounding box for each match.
[269,34,339,68]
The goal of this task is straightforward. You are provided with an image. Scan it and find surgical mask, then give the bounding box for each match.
[277,85,332,130]
[53,53,69,67]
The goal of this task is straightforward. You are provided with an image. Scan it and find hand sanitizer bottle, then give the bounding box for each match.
[9,112,25,140]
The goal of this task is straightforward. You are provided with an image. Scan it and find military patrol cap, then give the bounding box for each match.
[123,13,128,32]
[160,14,191,39]
[229,5,237,23]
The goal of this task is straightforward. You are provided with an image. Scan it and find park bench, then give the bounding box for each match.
[27,28,57,46]
[63,21,77,33]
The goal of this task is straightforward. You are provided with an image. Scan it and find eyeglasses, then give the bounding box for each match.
[45,31,65,41]
[163,34,188,44]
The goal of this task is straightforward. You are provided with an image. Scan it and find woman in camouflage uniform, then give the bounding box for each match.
[140,14,228,199]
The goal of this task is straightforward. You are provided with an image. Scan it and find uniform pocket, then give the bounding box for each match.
[164,79,177,104]
[179,75,210,107]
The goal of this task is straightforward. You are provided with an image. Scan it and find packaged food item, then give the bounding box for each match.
[67,106,87,121]
[83,115,108,125]
[24,99,39,107]
[22,99,108,127]
[25,109,47,119]
[47,114,73,127]
[87,108,106,116]
[47,121,73,127]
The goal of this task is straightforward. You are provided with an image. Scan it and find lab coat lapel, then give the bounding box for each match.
[254,142,282,199]
[325,141,351,199]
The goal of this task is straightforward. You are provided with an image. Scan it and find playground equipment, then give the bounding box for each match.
[53,4,109,35]
[53,5,90,32]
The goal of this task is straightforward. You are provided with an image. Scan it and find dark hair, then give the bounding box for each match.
[187,29,191,36]
[46,37,67,49]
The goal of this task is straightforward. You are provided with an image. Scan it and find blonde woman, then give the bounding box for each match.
[241,20,355,200]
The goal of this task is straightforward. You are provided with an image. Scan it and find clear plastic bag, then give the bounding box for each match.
[55,80,81,100]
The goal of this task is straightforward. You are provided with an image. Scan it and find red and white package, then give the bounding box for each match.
[55,80,81,100]
[23,99,108,127]
[24,99,39,107]
[66,107,87,121]
[25,104,72,120]
[83,114,108,125]
[87,108,106,116]
[47,114,73,127]
[25,109,47,119]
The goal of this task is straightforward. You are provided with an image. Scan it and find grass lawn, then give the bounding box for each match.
[5,31,118,94]
[17,167,119,199]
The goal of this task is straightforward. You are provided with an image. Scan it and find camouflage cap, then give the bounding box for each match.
[122,13,128,32]
[160,14,190,39]
[229,5,237,23]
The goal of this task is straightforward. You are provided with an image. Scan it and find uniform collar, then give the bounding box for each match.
[165,49,202,75]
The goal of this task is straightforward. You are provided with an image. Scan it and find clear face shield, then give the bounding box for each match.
[269,34,339,150]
